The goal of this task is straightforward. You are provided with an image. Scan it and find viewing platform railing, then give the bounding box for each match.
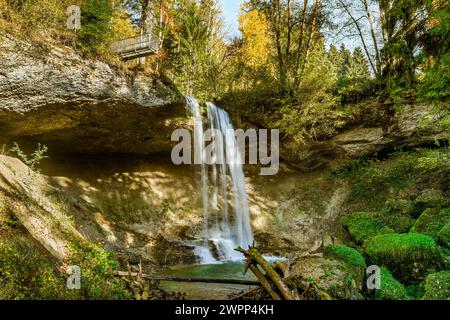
[112,34,158,60]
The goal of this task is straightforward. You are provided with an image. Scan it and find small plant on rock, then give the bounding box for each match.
[9,142,48,173]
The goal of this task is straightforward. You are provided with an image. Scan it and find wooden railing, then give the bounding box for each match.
[112,33,158,60]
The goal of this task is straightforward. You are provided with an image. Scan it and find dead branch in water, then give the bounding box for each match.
[235,246,300,300]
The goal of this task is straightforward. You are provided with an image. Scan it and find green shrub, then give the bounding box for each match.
[9,142,48,173]
[438,222,450,248]
[0,235,130,300]
[336,149,449,212]
[0,236,68,299]
[412,207,450,239]
[68,240,131,300]
[341,212,394,244]
[375,266,409,300]
[422,271,450,300]
[365,233,443,283]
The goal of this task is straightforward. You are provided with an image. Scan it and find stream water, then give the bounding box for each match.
[160,262,257,299]
[186,97,253,263]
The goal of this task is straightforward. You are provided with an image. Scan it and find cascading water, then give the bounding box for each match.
[186,97,253,263]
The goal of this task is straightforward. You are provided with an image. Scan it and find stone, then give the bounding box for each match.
[0,34,185,155]
[289,256,363,299]
[415,189,447,210]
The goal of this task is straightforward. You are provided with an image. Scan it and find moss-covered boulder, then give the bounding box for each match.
[415,189,447,214]
[378,211,416,233]
[385,198,416,216]
[375,266,409,300]
[422,271,450,300]
[411,207,450,239]
[326,244,366,269]
[365,233,443,282]
[437,222,450,248]
[341,212,394,244]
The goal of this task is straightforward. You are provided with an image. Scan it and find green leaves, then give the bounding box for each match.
[77,0,113,54]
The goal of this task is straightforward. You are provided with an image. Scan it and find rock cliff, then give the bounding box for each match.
[0,33,186,155]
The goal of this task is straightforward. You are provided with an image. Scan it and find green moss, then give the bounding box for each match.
[412,207,450,239]
[422,271,450,300]
[326,244,366,269]
[365,233,443,283]
[415,189,447,213]
[406,284,425,299]
[341,212,394,244]
[437,222,450,248]
[375,266,409,300]
[385,198,416,216]
[326,244,366,292]
[335,148,450,212]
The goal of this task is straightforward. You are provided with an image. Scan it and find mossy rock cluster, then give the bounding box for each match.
[438,222,450,248]
[341,212,394,244]
[341,211,416,245]
[412,207,450,239]
[364,233,443,283]
[375,266,409,300]
[414,189,448,215]
[421,271,450,300]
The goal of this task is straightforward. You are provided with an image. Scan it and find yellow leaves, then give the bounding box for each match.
[111,10,137,41]
[238,8,271,70]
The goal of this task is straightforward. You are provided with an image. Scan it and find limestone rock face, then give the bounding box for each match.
[287,104,448,171]
[0,34,186,155]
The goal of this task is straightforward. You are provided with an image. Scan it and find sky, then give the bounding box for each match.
[219,0,244,38]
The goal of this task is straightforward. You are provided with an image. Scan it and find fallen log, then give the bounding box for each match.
[236,247,299,300]
[247,264,282,300]
[114,271,260,286]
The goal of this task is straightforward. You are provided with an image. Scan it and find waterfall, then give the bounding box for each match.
[186,97,253,263]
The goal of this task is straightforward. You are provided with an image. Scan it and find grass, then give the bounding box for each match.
[0,236,67,300]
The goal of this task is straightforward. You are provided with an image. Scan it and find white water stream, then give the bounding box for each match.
[186,97,253,263]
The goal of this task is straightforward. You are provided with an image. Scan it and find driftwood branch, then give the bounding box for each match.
[236,246,300,300]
